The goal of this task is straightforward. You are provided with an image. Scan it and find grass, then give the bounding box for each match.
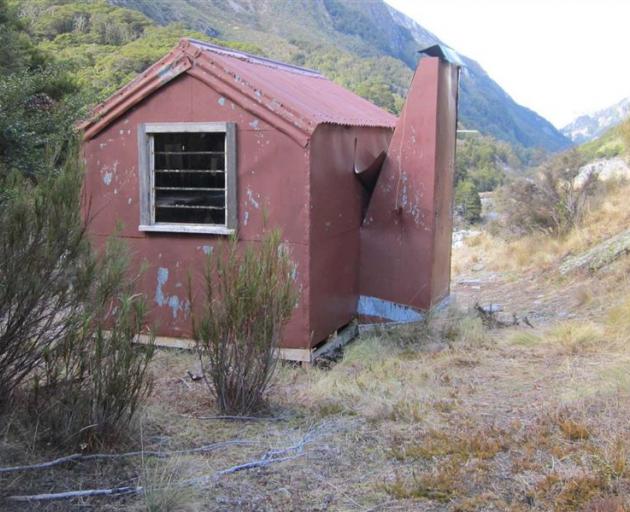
[140,457,199,512]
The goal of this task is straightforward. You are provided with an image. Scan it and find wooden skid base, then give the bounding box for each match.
[136,322,358,364]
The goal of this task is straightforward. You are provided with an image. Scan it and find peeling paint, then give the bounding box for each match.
[155,267,186,319]
[102,171,113,186]
[249,119,260,129]
[155,267,169,306]
[158,63,175,83]
[167,295,181,319]
[246,188,260,209]
[243,211,249,226]
[218,96,226,106]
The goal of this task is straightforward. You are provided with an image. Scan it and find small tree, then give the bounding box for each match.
[455,179,482,223]
[0,161,89,407]
[192,230,297,415]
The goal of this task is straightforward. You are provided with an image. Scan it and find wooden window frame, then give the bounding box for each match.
[137,122,237,235]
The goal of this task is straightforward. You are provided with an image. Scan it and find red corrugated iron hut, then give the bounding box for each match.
[81,38,460,361]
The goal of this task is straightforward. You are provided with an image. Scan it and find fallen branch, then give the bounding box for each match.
[195,415,284,422]
[5,430,318,502]
[0,440,257,474]
[8,486,143,502]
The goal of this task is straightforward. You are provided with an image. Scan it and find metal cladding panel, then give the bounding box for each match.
[89,234,310,346]
[308,125,393,344]
[84,73,313,349]
[359,56,458,309]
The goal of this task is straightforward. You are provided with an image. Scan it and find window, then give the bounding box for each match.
[138,122,236,234]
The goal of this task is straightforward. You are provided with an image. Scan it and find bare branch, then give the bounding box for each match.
[5,429,318,502]
[0,440,257,474]
[194,415,284,422]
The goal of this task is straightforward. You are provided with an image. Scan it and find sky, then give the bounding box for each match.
[384,0,630,128]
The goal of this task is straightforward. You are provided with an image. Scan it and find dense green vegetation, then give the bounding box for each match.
[453,133,537,224]
[0,0,82,175]
[11,0,261,101]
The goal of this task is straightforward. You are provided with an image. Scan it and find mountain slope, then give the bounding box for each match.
[109,0,571,152]
[562,96,630,144]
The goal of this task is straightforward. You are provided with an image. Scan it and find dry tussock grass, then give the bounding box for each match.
[453,181,630,276]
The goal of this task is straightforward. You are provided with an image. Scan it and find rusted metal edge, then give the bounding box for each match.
[186,64,311,148]
[82,53,192,140]
[311,321,358,361]
[186,38,323,78]
[186,53,315,134]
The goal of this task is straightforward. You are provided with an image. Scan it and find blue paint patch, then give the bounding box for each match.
[155,267,169,306]
[357,295,424,323]
[218,96,226,106]
[155,267,186,319]
[202,245,212,255]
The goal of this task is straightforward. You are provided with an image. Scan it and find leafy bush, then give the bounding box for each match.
[33,237,155,446]
[0,68,81,176]
[0,160,90,407]
[497,150,599,236]
[192,231,297,415]
[0,151,154,445]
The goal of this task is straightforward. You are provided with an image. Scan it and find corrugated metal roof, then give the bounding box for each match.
[81,38,396,144]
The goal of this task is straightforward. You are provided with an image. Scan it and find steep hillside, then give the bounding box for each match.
[562,96,630,144]
[110,0,571,152]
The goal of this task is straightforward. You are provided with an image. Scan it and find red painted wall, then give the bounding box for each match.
[84,73,312,348]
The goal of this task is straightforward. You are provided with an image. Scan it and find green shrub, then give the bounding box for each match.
[34,237,155,446]
[497,150,599,236]
[0,150,154,446]
[0,158,90,407]
[192,230,297,415]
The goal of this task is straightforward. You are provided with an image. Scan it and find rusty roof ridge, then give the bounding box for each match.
[80,51,192,139]
[187,57,313,146]
[184,38,323,78]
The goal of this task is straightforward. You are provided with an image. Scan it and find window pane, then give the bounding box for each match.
[152,132,226,226]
